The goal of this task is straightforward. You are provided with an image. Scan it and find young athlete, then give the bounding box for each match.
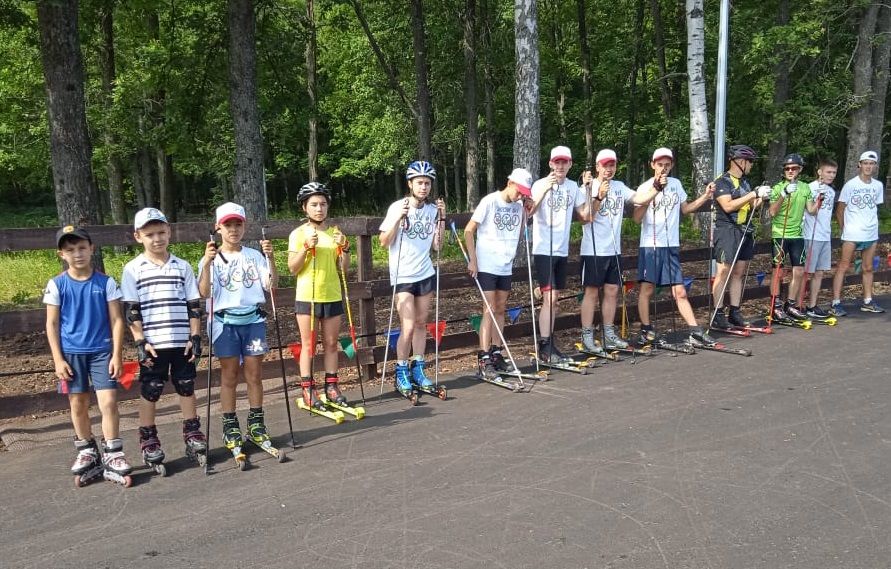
[768,153,813,321]
[464,168,533,379]
[631,148,716,346]
[802,158,837,319]
[579,148,653,350]
[198,202,278,455]
[529,146,591,362]
[712,145,771,325]
[44,226,132,483]
[287,183,352,409]
[378,161,446,396]
[121,208,206,472]
[830,150,885,315]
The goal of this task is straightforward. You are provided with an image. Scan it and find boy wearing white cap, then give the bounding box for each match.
[830,150,885,314]
[198,202,279,455]
[579,148,655,350]
[631,148,715,346]
[802,158,837,319]
[121,208,206,471]
[464,168,533,379]
[528,146,592,362]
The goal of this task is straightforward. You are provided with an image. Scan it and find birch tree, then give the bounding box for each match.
[686,0,712,239]
[513,0,540,177]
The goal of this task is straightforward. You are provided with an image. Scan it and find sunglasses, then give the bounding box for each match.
[784,166,801,172]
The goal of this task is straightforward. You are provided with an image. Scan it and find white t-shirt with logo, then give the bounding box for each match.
[470,191,523,276]
[636,177,686,248]
[804,181,836,242]
[838,176,883,241]
[197,247,270,314]
[379,200,438,285]
[531,178,586,257]
[581,180,636,256]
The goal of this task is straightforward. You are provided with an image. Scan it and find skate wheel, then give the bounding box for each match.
[156,463,167,477]
[437,387,447,401]
[196,453,207,467]
[237,458,249,471]
[277,450,287,463]
[579,368,588,375]
[74,474,83,488]
[354,406,366,420]
[409,393,419,406]
[511,385,520,392]
[121,475,133,488]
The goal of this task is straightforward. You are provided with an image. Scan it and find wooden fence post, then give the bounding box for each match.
[356,224,377,381]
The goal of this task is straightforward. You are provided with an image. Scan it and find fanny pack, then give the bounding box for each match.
[214,306,267,326]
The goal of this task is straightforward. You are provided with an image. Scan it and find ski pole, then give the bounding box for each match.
[451,221,526,388]
[584,169,609,355]
[522,209,540,372]
[708,196,761,332]
[335,235,366,406]
[379,206,408,400]
[306,230,317,415]
[261,227,296,448]
[433,212,443,387]
[203,232,220,476]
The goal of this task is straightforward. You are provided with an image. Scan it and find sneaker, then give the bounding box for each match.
[710,310,731,330]
[806,305,830,320]
[638,325,656,344]
[603,325,629,350]
[828,302,848,317]
[785,302,808,321]
[860,300,886,313]
[580,328,598,352]
[488,346,511,372]
[728,307,750,328]
[688,327,716,347]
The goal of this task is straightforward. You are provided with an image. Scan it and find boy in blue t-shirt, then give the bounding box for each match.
[43,226,132,482]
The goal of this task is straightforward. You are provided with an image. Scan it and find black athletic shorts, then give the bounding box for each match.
[139,347,196,385]
[394,274,436,296]
[713,224,754,264]
[294,300,345,318]
[580,255,621,287]
[477,272,512,292]
[772,238,806,267]
[533,254,568,291]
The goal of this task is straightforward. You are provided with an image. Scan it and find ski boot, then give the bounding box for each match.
[411,358,446,400]
[72,438,103,487]
[101,438,133,487]
[138,425,167,477]
[806,305,831,321]
[728,306,750,328]
[222,413,248,470]
[603,325,629,350]
[300,378,327,411]
[394,361,419,405]
[580,328,599,353]
[182,417,207,467]
[324,374,348,405]
[785,301,809,321]
[688,326,717,348]
[478,351,502,383]
[247,408,286,462]
[638,324,657,345]
[537,337,573,365]
[769,299,791,323]
[710,308,732,330]
[489,345,512,373]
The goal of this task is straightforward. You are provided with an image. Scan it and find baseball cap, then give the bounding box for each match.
[134,208,168,230]
[55,225,92,248]
[216,202,247,224]
[859,150,878,162]
[596,149,618,165]
[550,146,572,161]
[652,147,674,161]
[507,168,533,196]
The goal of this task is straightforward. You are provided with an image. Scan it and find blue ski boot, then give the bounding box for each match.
[410,358,435,390]
[394,361,415,399]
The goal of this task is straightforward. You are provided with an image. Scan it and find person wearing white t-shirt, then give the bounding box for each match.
[379,160,446,396]
[464,168,532,380]
[527,145,592,363]
[630,148,715,348]
[830,150,885,315]
[802,159,837,320]
[579,148,655,351]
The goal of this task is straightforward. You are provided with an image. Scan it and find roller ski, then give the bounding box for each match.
[803,306,838,326]
[576,329,622,361]
[297,379,346,422]
[392,362,419,405]
[182,417,208,467]
[532,338,598,374]
[476,352,529,392]
[708,310,751,337]
[640,336,696,354]
[138,424,167,477]
[320,375,366,419]
[688,326,752,357]
[767,302,812,330]
[221,414,249,470]
[246,408,286,462]
[488,345,547,382]
[410,358,447,400]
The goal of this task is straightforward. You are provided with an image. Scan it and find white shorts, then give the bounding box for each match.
[804,240,831,272]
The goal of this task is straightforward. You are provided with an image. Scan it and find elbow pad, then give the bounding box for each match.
[187,299,204,319]
[125,302,142,324]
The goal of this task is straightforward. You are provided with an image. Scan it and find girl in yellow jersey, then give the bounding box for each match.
[287,182,350,410]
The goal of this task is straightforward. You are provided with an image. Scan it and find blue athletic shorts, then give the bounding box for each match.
[854,240,877,252]
[61,351,116,394]
[214,322,269,358]
[637,247,683,286]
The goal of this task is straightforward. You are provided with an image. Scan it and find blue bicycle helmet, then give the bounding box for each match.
[405,160,437,181]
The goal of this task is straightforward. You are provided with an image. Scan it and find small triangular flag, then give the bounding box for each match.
[655,285,664,295]
[426,320,446,346]
[755,272,765,285]
[873,256,880,270]
[388,329,401,350]
[119,361,139,390]
[854,258,862,274]
[338,336,356,359]
[624,280,636,293]
[576,291,584,303]
[288,342,302,359]
[469,314,482,332]
[507,306,522,324]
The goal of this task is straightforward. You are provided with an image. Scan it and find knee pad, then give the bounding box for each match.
[140,379,165,402]
[172,376,196,397]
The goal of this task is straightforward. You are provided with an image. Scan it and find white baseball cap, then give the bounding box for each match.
[596,149,618,165]
[550,146,572,161]
[859,150,878,163]
[134,207,168,230]
[507,168,533,196]
[652,147,674,161]
[216,202,247,224]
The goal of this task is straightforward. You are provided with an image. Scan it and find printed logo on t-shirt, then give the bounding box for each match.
[849,190,877,209]
[494,206,521,232]
[600,193,624,217]
[218,261,262,292]
[406,210,435,240]
[545,188,572,212]
[652,191,680,214]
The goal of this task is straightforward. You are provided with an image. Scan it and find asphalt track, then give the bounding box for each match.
[2,298,890,569]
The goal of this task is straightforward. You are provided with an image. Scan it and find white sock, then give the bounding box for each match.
[864,297,872,304]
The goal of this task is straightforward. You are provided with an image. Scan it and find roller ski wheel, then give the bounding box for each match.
[320,393,367,419]
[415,383,447,400]
[102,469,133,487]
[296,396,346,422]
[248,437,287,462]
[73,463,104,488]
[394,384,419,406]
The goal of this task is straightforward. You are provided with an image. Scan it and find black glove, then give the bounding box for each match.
[188,334,202,359]
[135,339,150,365]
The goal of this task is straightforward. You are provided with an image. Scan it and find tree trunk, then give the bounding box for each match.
[551,3,567,141]
[463,0,480,208]
[867,3,891,153]
[626,0,645,185]
[686,0,713,241]
[576,0,594,167]
[765,0,791,182]
[228,0,267,221]
[513,0,540,177]
[410,0,433,160]
[98,0,126,226]
[306,0,319,181]
[481,0,496,192]
[845,2,880,181]
[453,143,463,211]
[649,0,671,118]
[393,167,401,200]
[157,149,175,220]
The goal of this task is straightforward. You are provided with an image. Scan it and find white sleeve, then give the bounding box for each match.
[105,277,123,301]
[379,202,401,233]
[252,248,272,291]
[838,182,851,204]
[877,182,885,205]
[119,265,138,302]
[676,181,688,202]
[574,185,587,208]
[183,265,201,301]
[470,197,489,224]
[42,279,60,306]
[622,184,636,203]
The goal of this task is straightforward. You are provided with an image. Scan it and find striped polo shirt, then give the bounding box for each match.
[120,253,200,349]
